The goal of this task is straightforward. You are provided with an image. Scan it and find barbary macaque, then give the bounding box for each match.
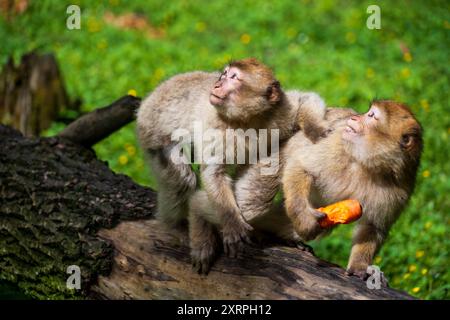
[136,58,328,270]
[282,100,423,279]
[191,100,423,279]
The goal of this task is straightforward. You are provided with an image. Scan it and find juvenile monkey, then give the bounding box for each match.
[136,58,328,266]
[192,101,422,279]
[282,100,423,279]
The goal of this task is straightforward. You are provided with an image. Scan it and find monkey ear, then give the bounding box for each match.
[400,134,415,150]
[267,81,281,105]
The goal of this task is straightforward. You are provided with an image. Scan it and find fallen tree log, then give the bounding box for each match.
[0,98,413,300]
[91,220,412,299]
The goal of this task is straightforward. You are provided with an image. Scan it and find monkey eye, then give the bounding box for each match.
[367,110,379,120]
[230,73,240,80]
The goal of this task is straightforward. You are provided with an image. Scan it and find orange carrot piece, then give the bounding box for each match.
[317,199,362,228]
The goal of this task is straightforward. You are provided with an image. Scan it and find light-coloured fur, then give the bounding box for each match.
[281,101,422,277]
[136,63,328,272]
[192,101,422,279]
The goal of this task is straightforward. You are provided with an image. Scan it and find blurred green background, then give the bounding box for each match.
[0,0,448,299]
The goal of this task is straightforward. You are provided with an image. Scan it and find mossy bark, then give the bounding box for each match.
[0,125,155,298]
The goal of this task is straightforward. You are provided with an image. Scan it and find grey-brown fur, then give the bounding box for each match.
[136,59,328,272]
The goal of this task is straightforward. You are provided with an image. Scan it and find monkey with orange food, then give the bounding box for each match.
[191,100,422,281]
[281,100,423,279]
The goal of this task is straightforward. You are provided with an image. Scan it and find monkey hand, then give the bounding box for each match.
[293,207,327,242]
[222,215,253,258]
[319,127,334,139]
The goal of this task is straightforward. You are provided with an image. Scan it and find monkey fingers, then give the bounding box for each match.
[309,208,327,220]
[281,238,315,255]
[191,244,218,275]
[293,208,325,242]
[295,240,315,255]
[320,128,334,139]
[345,268,369,281]
[222,220,253,258]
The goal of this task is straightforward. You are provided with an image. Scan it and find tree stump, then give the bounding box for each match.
[0,52,75,136]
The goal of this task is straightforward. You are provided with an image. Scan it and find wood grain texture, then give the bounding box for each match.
[92,219,413,300]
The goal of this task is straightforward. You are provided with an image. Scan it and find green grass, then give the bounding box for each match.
[1,0,448,299]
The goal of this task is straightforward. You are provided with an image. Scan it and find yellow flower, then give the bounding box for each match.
[422,170,430,178]
[366,68,375,79]
[403,273,410,279]
[412,287,420,293]
[126,145,136,157]
[421,268,428,275]
[119,155,128,165]
[415,250,425,259]
[128,89,137,97]
[408,264,417,272]
[87,17,101,33]
[153,68,166,81]
[425,221,432,229]
[286,28,297,39]
[375,256,382,264]
[223,53,232,63]
[345,32,356,44]
[400,68,411,79]
[195,22,206,33]
[420,99,429,112]
[97,39,108,50]
[240,33,251,45]
[403,52,412,62]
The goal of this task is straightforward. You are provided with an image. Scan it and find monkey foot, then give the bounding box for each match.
[191,244,217,275]
[345,268,389,287]
[282,238,315,255]
[222,221,253,258]
[295,240,315,255]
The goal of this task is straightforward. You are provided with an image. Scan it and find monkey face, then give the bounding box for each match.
[209,58,282,122]
[342,100,422,169]
[209,66,243,108]
[343,105,383,142]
